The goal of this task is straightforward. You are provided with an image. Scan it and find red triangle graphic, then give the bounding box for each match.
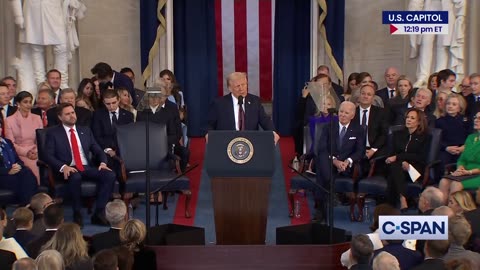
[390,24,398,34]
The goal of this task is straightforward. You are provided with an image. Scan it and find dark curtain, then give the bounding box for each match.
[140,0,160,74]
[174,0,218,136]
[272,0,311,136]
[323,0,346,76]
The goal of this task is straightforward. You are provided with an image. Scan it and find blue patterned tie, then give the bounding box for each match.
[339,126,347,148]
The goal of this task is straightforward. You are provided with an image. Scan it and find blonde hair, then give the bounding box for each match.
[12,207,34,228]
[37,81,52,92]
[117,88,134,112]
[41,223,89,267]
[433,91,449,119]
[395,75,413,97]
[449,215,472,246]
[120,219,147,251]
[445,93,466,115]
[36,249,65,270]
[450,190,477,212]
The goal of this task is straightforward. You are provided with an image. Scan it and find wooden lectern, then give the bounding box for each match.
[206,131,275,245]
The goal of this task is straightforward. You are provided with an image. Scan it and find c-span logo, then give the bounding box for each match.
[382,11,448,35]
[227,137,254,164]
[379,215,448,240]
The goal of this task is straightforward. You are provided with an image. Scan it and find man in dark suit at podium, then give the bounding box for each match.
[207,72,279,143]
[315,101,365,222]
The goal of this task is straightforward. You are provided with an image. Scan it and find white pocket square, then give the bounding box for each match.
[348,137,356,140]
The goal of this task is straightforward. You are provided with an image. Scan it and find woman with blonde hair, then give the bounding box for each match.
[389,75,412,107]
[435,94,468,173]
[433,91,449,119]
[41,223,92,270]
[120,219,146,252]
[448,190,477,215]
[119,219,155,270]
[36,249,65,270]
[117,87,137,121]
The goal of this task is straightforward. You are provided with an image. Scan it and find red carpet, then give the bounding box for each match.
[277,137,311,225]
[173,138,205,225]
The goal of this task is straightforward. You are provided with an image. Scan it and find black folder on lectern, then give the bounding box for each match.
[205,131,275,177]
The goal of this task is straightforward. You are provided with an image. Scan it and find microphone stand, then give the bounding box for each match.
[327,107,337,244]
[144,108,152,243]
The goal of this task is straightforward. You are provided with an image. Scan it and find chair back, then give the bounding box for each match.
[36,127,50,162]
[116,122,170,171]
[427,128,442,164]
[387,125,405,154]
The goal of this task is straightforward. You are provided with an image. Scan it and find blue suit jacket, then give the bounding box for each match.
[113,71,137,107]
[377,87,390,106]
[91,108,134,151]
[208,93,274,131]
[44,125,107,172]
[317,120,365,162]
[0,138,23,175]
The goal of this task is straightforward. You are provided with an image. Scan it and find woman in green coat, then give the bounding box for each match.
[439,112,480,198]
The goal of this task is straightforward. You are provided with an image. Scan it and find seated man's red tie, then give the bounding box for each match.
[42,111,48,127]
[69,128,85,171]
[238,96,245,131]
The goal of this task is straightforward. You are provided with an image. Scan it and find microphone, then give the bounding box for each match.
[327,108,338,115]
[238,95,244,106]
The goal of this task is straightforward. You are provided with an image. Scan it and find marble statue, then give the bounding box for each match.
[9,0,86,95]
[408,0,465,87]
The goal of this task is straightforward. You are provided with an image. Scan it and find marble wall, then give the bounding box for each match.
[0,0,478,91]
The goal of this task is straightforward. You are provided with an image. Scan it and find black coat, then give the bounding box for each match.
[353,105,388,156]
[89,228,121,255]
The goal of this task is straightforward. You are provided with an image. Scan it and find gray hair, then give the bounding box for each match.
[226,72,247,88]
[105,199,127,226]
[36,250,65,270]
[372,251,400,270]
[422,186,445,209]
[12,258,38,270]
[59,88,76,99]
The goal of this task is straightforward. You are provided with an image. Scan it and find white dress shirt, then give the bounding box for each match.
[359,106,371,147]
[60,125,88,172]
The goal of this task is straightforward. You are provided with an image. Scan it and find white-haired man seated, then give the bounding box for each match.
[89,199,127,255]
[372,251,400,270]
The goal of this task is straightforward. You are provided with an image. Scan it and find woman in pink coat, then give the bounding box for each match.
[5,91,43,184]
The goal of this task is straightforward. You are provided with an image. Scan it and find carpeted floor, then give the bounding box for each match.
[6,136,372,241]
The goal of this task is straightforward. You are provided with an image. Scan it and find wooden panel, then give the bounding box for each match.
[147,244,350,270]
[211,177,271,245]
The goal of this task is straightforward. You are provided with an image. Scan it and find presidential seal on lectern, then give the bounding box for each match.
[227,137,254,164]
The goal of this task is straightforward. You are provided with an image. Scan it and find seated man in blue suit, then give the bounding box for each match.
[315,101,365,223]
[207,72,279,143]
[45,103,116,227]
[0,135,38,206]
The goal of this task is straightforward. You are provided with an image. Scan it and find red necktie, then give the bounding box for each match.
[69,128,84,171]
[42,111,48,127]
[238,104,245,131]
